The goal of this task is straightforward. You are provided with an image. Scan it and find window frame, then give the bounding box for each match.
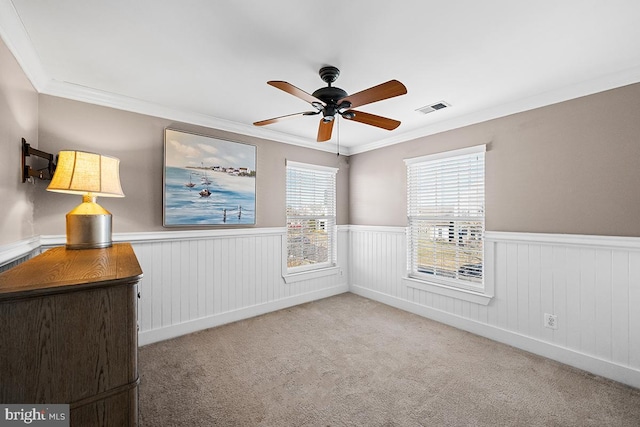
[403,145,492,304]
[283,160,338,282]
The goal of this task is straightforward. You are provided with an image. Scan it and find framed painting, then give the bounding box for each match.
[163,129,256,226]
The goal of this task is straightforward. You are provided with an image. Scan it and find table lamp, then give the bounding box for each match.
[47,150,125,249]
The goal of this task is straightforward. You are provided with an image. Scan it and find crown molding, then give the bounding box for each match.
[41,65,640,157]
[40,79,346,154]
[349,65,640,155]
[0,0,48,91]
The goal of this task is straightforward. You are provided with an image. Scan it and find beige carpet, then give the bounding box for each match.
[139,293,640,426]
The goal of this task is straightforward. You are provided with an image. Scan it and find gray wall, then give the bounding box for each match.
[34,95,349,236]
[0,38,38,245]
[349,83,640,237]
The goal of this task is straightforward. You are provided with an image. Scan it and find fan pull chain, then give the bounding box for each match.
[336,116,340,157]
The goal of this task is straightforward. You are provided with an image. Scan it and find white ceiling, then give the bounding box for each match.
[2,0,640,154]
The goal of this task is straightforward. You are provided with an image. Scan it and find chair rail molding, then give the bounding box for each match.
[0,236,41,268]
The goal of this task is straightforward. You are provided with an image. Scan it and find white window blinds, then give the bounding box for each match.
[286,161,337,272]
[406,145,485,288]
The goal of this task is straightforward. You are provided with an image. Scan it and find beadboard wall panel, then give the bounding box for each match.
[132,227,349,345]
[349,226,640,389]
[1,228,348,346]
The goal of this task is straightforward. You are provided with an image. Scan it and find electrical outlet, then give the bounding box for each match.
[544,313,558,330]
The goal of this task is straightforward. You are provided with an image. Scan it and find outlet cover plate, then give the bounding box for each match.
[544,313,558,330]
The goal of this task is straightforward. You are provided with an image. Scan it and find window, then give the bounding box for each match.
[286,161,337,273]
[405,145,485,292]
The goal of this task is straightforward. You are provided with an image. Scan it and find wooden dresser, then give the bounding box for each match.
[0,243,143,426]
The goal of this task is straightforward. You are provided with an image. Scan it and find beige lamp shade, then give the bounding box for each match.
[47,150,124,249]
[47,150,125,197]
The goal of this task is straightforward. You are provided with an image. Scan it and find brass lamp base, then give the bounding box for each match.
[65,195,113,250]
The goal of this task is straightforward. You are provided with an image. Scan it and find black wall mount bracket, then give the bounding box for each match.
[22,138,56,182]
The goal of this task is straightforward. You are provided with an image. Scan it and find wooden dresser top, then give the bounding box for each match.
[0,243,143,300]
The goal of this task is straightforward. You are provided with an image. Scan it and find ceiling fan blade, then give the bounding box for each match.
[339,80,407,109]
[317,118,334,142]
[253,111,318,126]
[343,110,401,130]
[268,81,325,106]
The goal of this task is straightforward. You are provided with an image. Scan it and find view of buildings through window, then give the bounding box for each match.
[406,145,485,288]
[286,162,337,272]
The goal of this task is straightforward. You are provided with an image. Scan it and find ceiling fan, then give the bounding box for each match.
[254,66,407,142]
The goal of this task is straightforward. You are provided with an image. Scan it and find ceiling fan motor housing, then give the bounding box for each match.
[312,86,348,104]
[312,86,351,120]
[313,86,349,120]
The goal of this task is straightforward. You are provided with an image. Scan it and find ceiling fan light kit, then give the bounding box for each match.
[254,66,407,142]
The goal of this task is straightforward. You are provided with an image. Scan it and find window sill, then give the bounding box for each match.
[402,276,493,305]
[283,266,340,284]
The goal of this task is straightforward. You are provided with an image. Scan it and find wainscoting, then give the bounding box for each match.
[2,226,639,388]
[348,225,640,389]
[131,227,349,345]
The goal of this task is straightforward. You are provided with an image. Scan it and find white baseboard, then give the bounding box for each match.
[350,284,640,390]
[139,284,349,346]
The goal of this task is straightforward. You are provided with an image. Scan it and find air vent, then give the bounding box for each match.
[416,101,451,115]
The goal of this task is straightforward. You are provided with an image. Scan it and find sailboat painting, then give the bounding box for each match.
[163,128,256,226]
[185,173,196,188]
